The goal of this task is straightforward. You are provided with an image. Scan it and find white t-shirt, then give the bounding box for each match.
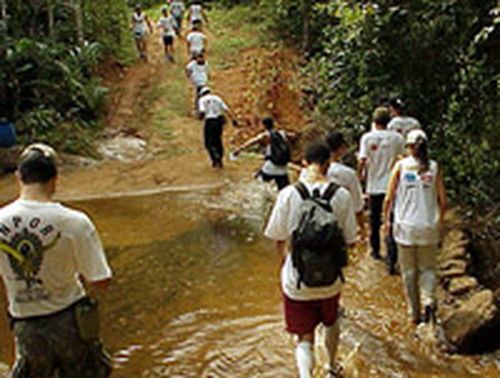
[186,60,209,87]
[0,200,112,319]
[327,162,364,213]
[187,31,206,55]
[393,156,440,246]
[189,4,203,22]
[170,1,185,17]
[264,180,357,301]
[388,116,421,137]
[359,129,405,194]
[199,94,228,119]
[132,12,147,34]
[158,16,177,37]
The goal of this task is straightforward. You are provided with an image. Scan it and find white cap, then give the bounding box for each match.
[199,86,211,96]
[21,143,58,162]
[406,129,427,145]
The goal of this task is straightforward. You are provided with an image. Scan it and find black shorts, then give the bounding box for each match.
[259,171,290,190]
[163,35,174,46]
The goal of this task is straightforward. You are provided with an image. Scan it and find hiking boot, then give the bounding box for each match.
[371,251,382,260]
[388,264,398,275]
[326,363,344,378]
[424,305,436,325]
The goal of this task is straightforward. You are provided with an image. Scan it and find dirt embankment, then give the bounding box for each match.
[0,20,307,203]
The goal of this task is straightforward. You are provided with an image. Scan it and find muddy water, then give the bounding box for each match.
[0,181,499,377]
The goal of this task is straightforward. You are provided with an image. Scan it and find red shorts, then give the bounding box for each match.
[283,294,340,335]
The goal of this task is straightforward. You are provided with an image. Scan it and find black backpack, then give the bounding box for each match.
[292,182,347,289]
[268,130,291,166]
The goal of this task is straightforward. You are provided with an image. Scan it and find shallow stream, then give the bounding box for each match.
[0,180,498,377]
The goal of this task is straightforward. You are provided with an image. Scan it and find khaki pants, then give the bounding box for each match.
[398,244,437,321]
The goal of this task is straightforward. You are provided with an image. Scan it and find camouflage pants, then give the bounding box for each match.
[11,304,112,378]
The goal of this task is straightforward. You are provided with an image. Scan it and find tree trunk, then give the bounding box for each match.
[47,0,54,38]
[66,0,84,45]
[302,0,311,53]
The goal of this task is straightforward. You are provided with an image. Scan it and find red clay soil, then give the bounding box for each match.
[0,30,307,203]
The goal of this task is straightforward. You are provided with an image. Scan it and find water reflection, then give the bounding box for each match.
[0,181,498,377]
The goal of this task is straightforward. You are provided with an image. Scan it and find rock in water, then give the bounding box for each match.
[448,276,478,296]
[442,289,497,351]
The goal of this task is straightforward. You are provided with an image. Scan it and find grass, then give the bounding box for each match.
[208,5,266,68]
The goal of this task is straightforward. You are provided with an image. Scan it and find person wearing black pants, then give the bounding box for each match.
[198,87,238,168]
[369,193,398,273]
[204,116,225,167]
[358,107,405,273]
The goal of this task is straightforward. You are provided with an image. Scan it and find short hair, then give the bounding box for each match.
[262,117,274,130]
[17,144,58,184]
[326,131,346,152]
[373,106,391,127]
[304,142,331,166]
[389,97,405,112]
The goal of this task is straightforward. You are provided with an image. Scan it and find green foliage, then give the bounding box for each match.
[209,4,265,68]
[266,0,499,210]
[0,0,134,154]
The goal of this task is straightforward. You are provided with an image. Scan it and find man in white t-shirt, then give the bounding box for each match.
[265,142,357,378]
[169,0,186,35]
[326,131,365,239]
[187,0,208,28]
[157,7,177,62]
[0,144,112,377]
[186,23,207,59]
[358,107,405,269]
[388,97,421,137]
[198,87,238,168]
[185,53,209,114]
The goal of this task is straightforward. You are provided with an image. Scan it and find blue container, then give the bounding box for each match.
[0,121,17,148]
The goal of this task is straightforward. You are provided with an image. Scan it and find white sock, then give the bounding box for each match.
[325,320,341,371]
[295,341,314,378]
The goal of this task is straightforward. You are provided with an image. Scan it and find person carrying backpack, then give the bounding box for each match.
[265,142,357,378]
[232,117,292,190]
[383,130,447,326]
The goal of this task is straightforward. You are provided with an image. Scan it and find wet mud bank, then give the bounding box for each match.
[438,226,500,353]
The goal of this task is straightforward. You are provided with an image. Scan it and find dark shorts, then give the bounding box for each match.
[11,301,111,378]
[259,172,290,190]
[163,35,174,46]
[283,294,340,335]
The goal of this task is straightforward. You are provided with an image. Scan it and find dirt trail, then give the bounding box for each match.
[0,12,304,204]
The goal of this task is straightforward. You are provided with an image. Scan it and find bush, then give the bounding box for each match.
[272,0,499,211]
[0,0,132,153]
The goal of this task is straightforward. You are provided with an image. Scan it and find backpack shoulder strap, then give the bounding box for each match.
[322,182,340,202]
[294,182,310,200]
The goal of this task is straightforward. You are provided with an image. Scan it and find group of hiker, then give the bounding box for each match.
[131,0,208,62]
[0,2,449,378]
[263,98,447,377]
